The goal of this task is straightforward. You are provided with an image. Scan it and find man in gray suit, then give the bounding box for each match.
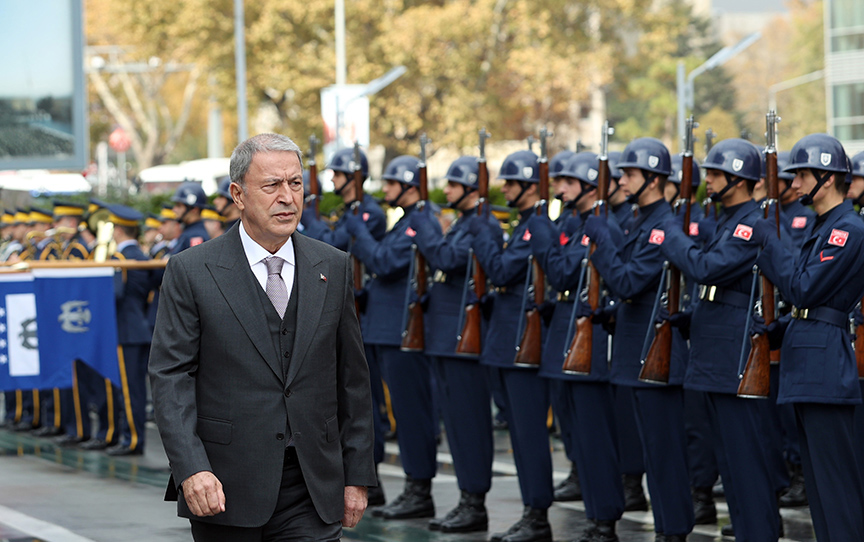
[149,133,376,541]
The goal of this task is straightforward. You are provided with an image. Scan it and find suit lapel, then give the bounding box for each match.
[206,227,283,383]
[286,234,327,386]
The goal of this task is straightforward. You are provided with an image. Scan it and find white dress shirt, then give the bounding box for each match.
[239,221,295,302]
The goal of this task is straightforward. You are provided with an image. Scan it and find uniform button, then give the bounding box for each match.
[284,351,290,358]
[284,389,292,397]
[276,433,285,440]
[281,329,288,335]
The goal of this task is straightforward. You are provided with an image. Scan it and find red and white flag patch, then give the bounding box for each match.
[828,229,848,247]
[733,224,753,241]
[791,216,807,229]
[522,229,532,242]
[405,227,417,238]
[559,232,570,246]
[362,212,370,222]
[190,237,204,247]
[581,234,590,246]
[648,229,665,245]
[689,222,699,237]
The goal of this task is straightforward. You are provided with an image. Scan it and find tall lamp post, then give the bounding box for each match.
[677,31,761,151]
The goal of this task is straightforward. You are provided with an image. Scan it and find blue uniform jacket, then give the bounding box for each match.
[170,220,209,255]
[592,199,686,387]
[412,207,501,358]
[612,202,634,232]
[351,203,441,346]
[661,199,762,394]
[530,211,613,382]
[758,200,864,405]
[781,199,816,253]
[301,194,387,250]
[114,242,153,345]
[471,208,534,369]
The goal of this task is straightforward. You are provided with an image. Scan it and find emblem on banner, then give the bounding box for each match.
[59,301,91,333]
[19,317,38,349]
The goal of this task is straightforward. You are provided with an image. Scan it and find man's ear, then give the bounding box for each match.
[230,182,245,211]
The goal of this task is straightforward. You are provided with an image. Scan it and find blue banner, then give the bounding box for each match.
[0,274,41,392]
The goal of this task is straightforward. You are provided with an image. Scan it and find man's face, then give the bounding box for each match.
[54,216,78,240]
[501,179,522,203]
[619,168,646,198]
[159,219,180,241]
[232,151,303,250]
[382,180,404,206]
[847,176,864,202]
[556,177,581,205]
[792,169,833,204]
[213,195,230,214]
[172,203,190,224]
[443,181,466,206]
[663,182,679,203]
[704,169,727,200]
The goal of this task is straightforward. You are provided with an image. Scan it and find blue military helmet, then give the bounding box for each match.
[327,147,369,179]
[302,170,321,195]
[498,150,539,183]
[550,150,577,179]
[216,176,232,199]
[702,138,763,182]
[561,152,601,187]
[607,151,623,180]
[777,151,795,181]
[851,151,864,179]
[616,138,673,177]
[382,155,422,186]
[171,181,208,208]
[445,156,480,187]
[783,133,849,176]
[669,155,701,187]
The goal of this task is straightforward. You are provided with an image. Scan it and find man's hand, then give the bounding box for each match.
[342,485,368,528]
[181,471,226,517]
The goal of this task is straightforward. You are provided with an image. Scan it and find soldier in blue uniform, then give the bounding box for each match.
[529,151,627,542]
[607,152,634,228]
[584,138,694,542]
[849,150,864,491]
[750,134,864,541]
[777,151,816,253]
[407,155,501,533]
[848,150,864,210]
[660,138,782,540]
[170,181,210,255]
[106,205,153,456]
[344,155,441,519]
[213,176,241,231]
[301,147,387,249]
[468,150,553,542]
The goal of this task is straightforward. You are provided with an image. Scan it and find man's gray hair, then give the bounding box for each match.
[229,133,304,188]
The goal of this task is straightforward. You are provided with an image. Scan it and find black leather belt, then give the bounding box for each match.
[698,285,750,309]
[791,305,848,328]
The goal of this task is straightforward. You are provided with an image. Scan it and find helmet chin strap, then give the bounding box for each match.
[447,185,475,209]
[177,204,193,224]
[798,168,834,206]
[507,181,532,209]
[625,172,657,205]
[708,172,744,203]
[387,183,413,208]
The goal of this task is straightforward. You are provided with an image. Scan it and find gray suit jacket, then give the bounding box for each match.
[149,223,375,527]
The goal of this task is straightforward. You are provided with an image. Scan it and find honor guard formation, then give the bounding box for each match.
[4,119,864,542]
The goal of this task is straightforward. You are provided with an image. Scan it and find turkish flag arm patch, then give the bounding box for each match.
[733,224,753,241]
[689,222,699,237]
[828,229,848,247]
[648,229,665,245]
[522,229,532,242]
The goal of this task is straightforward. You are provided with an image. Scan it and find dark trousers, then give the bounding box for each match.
[364,344,386,465]
[64,360,96,439]
[569,381,624,521]
[613,385,645,476]
[432,356,493,494]
[2,391,15,423]
[708,392,778,542]
[549,379,579,464]
[116,345,150,450]
[855,381,864,495]
[376,345,437,480]
[490,367,553,509]
[683,389,719,488]
[633,386,694,536]
[190,449,341,542]
[763,366,790,493]
[796,402,864,542]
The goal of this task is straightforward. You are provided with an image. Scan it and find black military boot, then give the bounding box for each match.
[429,491,487,532]
[720,523,734,538]
[491,506,552,542]
[655,535,687,542]
[554,463,583,502]
[367,467,385,507]
[571,519,618,542]
[623,474,649,512]
[691,486,717,524]
[377,477,434,520]
[778,462,807,507]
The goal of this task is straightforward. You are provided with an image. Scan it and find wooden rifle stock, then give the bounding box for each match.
[738,111,780,398]
[456,128,491,357]
[562,121,613,374]
[514,128,549,367]
[401,135,430,352]
[307,135,320,219]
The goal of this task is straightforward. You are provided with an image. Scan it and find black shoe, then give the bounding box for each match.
[32,425,63,437]
[778,463,807,507]
[655,535,687,542]
[490,507,552,542]
[13,421,36,432]
[493,418,509,431]
[691,486,717,524]
[378,477,434,519]
[79,439,113,450]
[106,444,143,456]
[623,474,648,512]
[712,479,724,498]
[54,434,88,447]
[569,519,618,542]
[554,464,582,502]
[720,523,734,538]
[438,491,487,533]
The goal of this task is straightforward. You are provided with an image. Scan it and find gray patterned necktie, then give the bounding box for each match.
[264,256,288,318]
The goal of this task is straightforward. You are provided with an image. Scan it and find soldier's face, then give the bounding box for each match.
[704,169,726,198]
[847,176,864,201]
[383,180,403,205]
[443,181,465,204]
[333,171,353,200]
[663,182,678,203]
[619,168,645,196]
[556,177,581,203]
[233,151,303,252]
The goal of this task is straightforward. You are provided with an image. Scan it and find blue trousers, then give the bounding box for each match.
[763,366,791,493]
[633,386,694,536]
[549,379,578,463]
[708,392,778,542]
[364,344,387,465]
[613,384,645,476]
[796,402,864,542]
[377,345,438,480]
[683,389,718,488]
[116,345,149,450]
[769,366,800,466]
[490,367,553,509]
[568,381,624,521]
[855,381,864,495]
[433,356,493,494]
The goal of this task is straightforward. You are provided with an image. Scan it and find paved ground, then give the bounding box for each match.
[0,422,816,542]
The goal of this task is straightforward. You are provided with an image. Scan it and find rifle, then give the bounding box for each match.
[350,142,365,315]
[639,116,698,384]
[401,134,430,352]
[455,128,491,357]
[514,128,549,367]
[738,111,781,398]
[704,128,718,219]
[562,121,613,374]
[306,135,320,219]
